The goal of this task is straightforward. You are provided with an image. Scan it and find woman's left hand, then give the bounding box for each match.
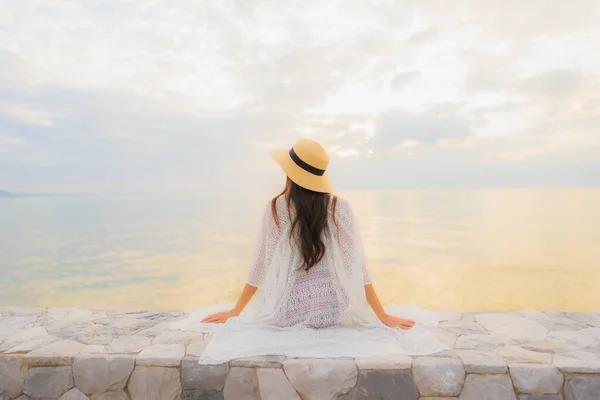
[201,310,239,324]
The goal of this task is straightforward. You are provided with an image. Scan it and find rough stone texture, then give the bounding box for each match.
[523,341,567,354]
[564,376,600,400]
[91,390,130,400]
[230,355,285,368]
[434,329,458,348]
[459,374,517,400]
[498,346,552,364]
[107,336,150,354]
[186,342,208,357]
[223,367,260,400]
[420,398,458,400]
[136,344,185,367]
[509,364,563,395]
[256,368,300,400]
[0,327,48,352]
[413,358,465,397]
[5,307,600,400]
[82,345,107,354]
[548,331,598,350]
[181,391,224,400]
[476,313,549,342]
[553,351,600,373]
[152,331,203,345]
[354,354,412,370]
[0,355,26,398]
[535,317,590,331]
[455,334,513,350]
[567,312,600,328]
[438,320,488,335]
[342,370,419,400]
[24,366,74,399]
[284,358,358,400]
[94,318,157,336]
[60,387,90,400]
[73,354,135,394]
[25,340,87,366]
[436,311,463,322]
[181,358,229,391]
[5,335,61,354]
[128,366,181,400]
[457,350,508,374]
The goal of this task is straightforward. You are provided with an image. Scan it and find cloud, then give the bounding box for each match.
[0,0,599,192]
[0,103,55,126]
[390,71,421,91]
[371,106,471,150]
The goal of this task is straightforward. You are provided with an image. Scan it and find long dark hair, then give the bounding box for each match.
[271,178,338,271]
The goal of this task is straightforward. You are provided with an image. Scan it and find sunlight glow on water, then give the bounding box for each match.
[1,188,599,311]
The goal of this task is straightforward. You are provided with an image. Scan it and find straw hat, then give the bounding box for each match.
[270,138,333,193]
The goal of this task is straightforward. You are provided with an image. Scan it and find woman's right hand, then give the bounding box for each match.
[201,309,239,324]
[379,314,416,330]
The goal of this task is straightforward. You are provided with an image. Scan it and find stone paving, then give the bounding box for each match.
[1,307,599,399]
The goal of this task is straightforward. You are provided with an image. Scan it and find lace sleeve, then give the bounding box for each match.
[334,198,373,285]
[247,201,281,288]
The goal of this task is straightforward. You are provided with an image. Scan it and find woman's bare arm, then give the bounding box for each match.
[365,284,415,330]
[201,284,257,323]
[232,284,258,315]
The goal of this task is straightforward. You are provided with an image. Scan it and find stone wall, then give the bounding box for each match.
[1,307,600,399]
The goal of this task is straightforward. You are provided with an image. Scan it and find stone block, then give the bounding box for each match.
[136,344,185,367]
[413,358,465,397]
[128,366,181,400]
[25,340,87,366]
[459,374,516,400]
[181,358,229,391]
[284,358,357,400]
[24,366,74,399]
[223,367,260,400]
[0,355,26,398]
[256,368,300,400]
[343,370,418,400]
[509,364,563,395]
[354,354,412,370]
[73,354,135,394]
[564,376,600,400]
[457,350,507,374]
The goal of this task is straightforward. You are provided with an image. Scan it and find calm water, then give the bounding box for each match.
[1,188,599,312]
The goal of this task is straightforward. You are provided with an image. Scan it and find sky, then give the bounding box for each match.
[1,0,599,194]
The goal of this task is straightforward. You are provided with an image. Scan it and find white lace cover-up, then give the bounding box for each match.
[171,196,447,364]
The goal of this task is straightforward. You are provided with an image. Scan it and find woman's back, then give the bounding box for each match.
[247,194,372,328]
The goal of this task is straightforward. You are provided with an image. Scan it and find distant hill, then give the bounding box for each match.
[0,190,11,197]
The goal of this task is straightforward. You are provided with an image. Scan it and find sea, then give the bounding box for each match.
[1,188,599,312]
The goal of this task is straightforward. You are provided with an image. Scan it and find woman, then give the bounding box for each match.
[193,139,446,364]
[202,138,418,331]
